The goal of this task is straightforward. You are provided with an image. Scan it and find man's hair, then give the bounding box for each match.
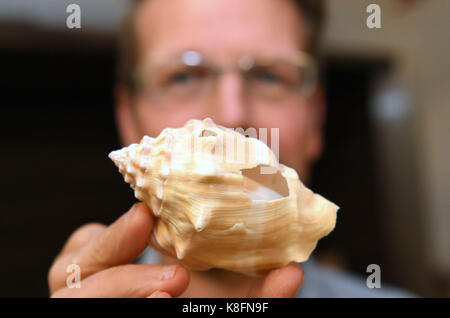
[116,0,325,90]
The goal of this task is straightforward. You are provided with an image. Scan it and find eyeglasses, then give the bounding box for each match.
[133,50,318,103]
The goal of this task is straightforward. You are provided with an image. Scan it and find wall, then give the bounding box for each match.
[322,0,450,295]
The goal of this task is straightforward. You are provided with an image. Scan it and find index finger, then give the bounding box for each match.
[49,203,155,292]
[60,223,107,257]
[247,262,304,298]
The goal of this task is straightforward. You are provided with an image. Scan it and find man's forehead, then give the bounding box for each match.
[134,0,307,58]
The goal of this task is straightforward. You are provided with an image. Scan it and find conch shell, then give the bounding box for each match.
[109,118,338,276]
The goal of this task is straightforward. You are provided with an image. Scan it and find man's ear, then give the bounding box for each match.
[114,85,141,146]
[306,84,326,163]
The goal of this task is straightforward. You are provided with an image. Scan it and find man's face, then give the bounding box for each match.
[116,0,324,182]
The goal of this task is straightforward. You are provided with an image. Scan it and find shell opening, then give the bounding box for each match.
[241,165,290,201]
[199,129,218,137]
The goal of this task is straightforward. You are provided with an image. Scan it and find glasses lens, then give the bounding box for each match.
[246,63,300,99]
[136,51,317,102]
[245,55,317,100]
[141,63,213,100]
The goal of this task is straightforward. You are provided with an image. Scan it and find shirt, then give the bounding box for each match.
[137,247,416,298]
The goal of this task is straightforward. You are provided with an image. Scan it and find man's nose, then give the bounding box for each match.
[210,73,249,129]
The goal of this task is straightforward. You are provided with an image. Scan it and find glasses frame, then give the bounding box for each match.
[132,50,319,102]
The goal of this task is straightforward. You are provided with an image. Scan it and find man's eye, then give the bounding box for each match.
[255,71,281,84]
[170,72,196,84]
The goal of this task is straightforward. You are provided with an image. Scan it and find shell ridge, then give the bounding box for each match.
[109,118,338,276]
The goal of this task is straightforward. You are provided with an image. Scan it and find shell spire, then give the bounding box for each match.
[109,118,339,276]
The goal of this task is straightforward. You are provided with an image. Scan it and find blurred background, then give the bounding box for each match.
[0,0,448,297]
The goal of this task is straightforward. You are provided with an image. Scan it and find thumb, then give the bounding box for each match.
[76,202,155,277]
[247,262,304,298]
[49,202,155,292]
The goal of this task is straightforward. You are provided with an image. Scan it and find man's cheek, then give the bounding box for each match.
[137,105,205,136]
[279,137,301,164]
[136,107,167,137]
[278,122,308,166]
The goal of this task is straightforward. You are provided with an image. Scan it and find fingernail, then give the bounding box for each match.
[148,290,163,298]
[124,204,138,223]
[161,265,177,280]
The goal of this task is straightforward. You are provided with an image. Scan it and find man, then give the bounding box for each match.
[48,0,413,297]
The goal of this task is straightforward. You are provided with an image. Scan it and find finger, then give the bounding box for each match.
[49,203,154,292]
[147,290,172,298]
[247,262,304,298]
[49,223,106,293]
[51,264,189,298]
[60,223,106,256]
[81,202,155,268]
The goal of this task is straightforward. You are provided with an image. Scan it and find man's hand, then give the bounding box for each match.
[48,203,190,297]
[48,202,304,298]
[246,262,304,298]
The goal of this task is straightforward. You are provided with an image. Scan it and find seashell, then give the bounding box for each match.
[109,118,338,276]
